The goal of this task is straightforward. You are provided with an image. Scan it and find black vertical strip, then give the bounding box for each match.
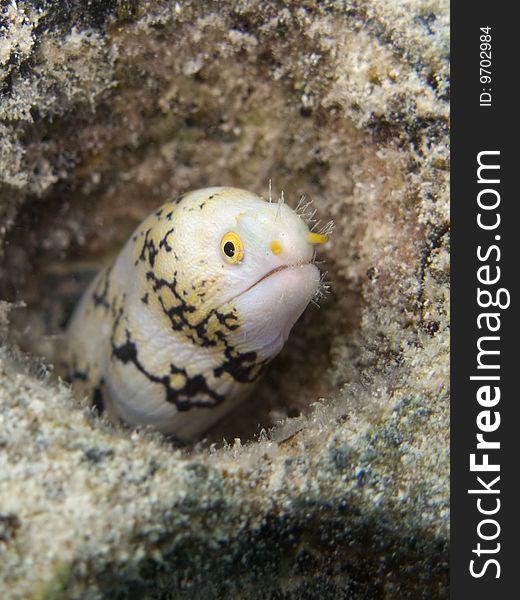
[452,4,516,597]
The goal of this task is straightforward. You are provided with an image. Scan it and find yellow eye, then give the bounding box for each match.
[221,231,244,264]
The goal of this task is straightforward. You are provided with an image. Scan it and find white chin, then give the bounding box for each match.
[232,263,320,358]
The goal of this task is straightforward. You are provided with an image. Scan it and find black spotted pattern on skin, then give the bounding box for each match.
[146,270,197,338]
[144,267,266,386]
[61,348,92,385]
[62,356,88,384]
[158,228,175,252]
[60,189,292,430]
[215,347,268,384]
[110,309,223,410]
[92,385,105,413]
[136,228,159,268]
[61,351,105,414]
[92,265,113,311]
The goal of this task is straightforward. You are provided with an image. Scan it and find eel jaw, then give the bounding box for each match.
[228,262,320,357]
[237,261,313,298]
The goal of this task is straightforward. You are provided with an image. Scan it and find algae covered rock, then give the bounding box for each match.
[1,1,449,598]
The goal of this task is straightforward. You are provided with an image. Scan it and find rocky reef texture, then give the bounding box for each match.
[0,1,449,598]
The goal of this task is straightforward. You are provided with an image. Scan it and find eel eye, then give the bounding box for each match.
[221,231,244,264]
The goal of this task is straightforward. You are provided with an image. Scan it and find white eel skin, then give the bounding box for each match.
[59,186,330,441]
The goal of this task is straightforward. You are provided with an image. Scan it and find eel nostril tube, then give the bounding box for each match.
[307,232,329,245]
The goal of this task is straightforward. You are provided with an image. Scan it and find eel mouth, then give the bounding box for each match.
[239,262,312,297]
[217,262,313,310]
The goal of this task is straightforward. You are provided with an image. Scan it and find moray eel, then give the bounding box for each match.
[59,186,330,441]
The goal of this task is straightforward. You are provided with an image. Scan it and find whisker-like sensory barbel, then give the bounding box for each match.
[58,186,331,441]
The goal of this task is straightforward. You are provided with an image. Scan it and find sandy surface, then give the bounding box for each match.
[1,1,449,598]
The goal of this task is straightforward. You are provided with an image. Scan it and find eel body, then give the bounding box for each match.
[59,187,329,440]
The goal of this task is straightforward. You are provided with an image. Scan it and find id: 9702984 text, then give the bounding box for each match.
[480,26,492,107]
